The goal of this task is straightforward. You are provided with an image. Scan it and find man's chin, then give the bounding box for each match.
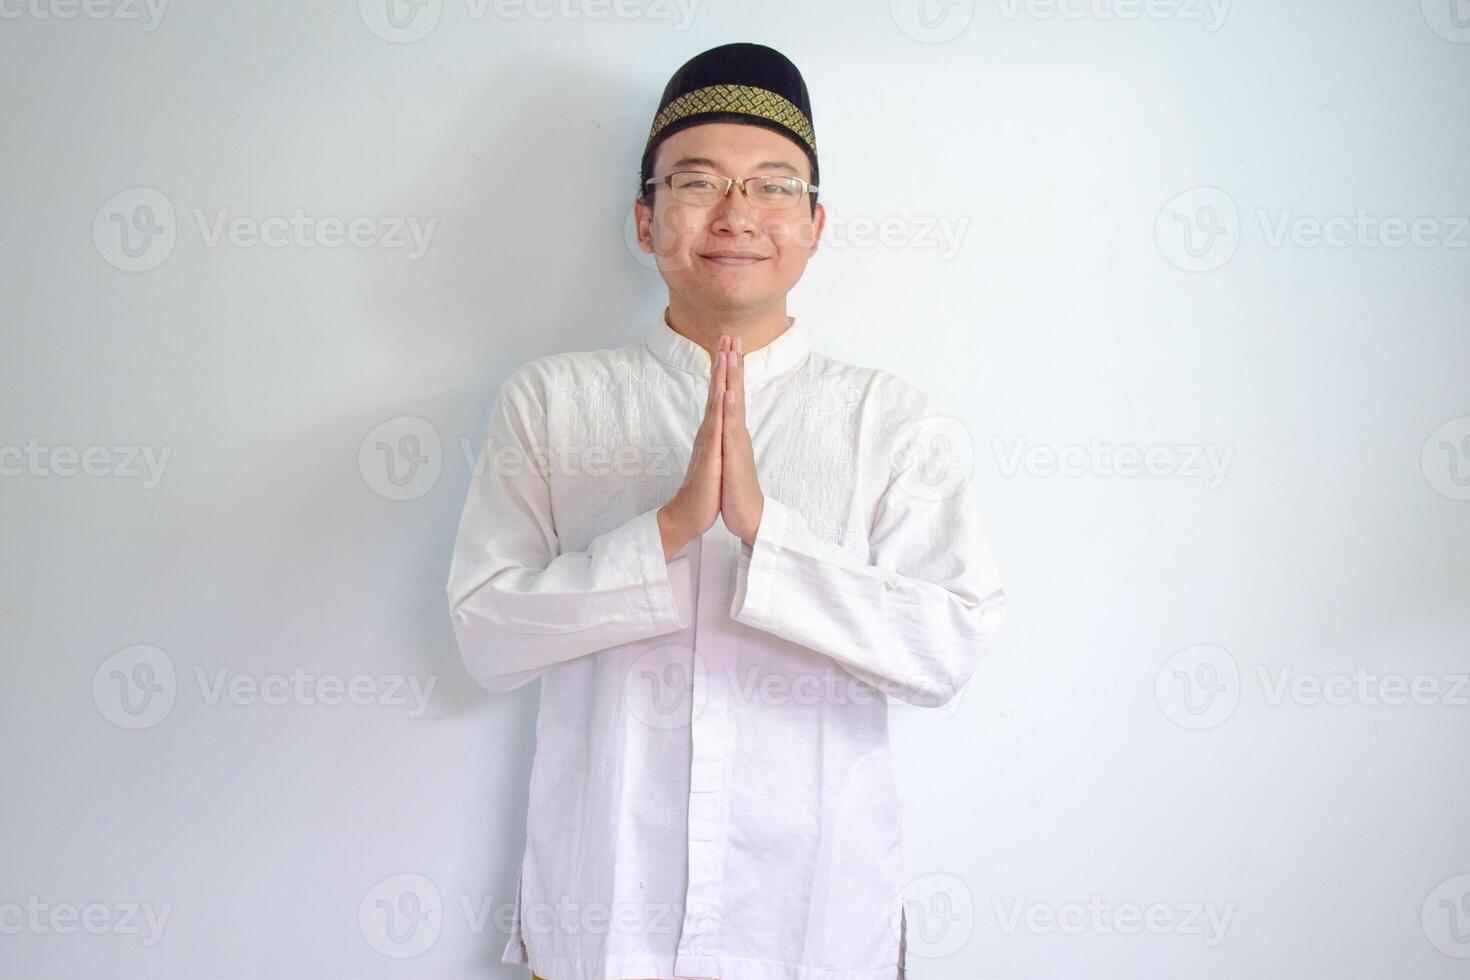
[681,286,773,314]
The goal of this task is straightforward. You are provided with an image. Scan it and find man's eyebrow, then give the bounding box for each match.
[668,156,802,175]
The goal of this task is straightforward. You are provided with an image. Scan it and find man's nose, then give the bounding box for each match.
[712,182,760,230]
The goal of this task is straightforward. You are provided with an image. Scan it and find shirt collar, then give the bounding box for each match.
[644,308,810,385]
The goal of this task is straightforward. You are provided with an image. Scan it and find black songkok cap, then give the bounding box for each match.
[639,42,818,202]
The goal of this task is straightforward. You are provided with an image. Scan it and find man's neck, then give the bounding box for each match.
[664,300,791,358]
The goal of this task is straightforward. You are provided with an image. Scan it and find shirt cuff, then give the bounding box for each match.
[729,495,791,628]
[628,505,695,631]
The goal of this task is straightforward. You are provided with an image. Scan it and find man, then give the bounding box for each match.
[446,42,1007,980]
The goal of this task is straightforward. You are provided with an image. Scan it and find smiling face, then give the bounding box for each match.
[634,122,825,317]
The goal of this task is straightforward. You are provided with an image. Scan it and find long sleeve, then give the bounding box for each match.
[446,367,695,694]
[729,399,1007,708]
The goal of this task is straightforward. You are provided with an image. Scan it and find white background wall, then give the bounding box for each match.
[2,2,1467,978]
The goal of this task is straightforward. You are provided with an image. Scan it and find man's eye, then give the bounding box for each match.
[685,179,714,189]
[757,182,795,195]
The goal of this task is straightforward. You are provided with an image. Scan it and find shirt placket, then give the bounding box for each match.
[673,525,737,976]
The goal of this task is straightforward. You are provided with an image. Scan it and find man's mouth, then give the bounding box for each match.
[700,251,767,266]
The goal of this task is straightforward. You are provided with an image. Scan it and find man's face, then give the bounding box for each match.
[634,122,825,315]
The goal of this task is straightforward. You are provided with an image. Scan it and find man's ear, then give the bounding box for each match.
[632,198,653,254]
[806,201,826,257]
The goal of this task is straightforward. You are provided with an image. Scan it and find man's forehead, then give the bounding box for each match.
[654,125,810,176]
[665,154,803,175]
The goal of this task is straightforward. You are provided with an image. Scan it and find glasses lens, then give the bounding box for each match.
[745,176,805,209]
[663,173,808,209]
[668,172,724,205]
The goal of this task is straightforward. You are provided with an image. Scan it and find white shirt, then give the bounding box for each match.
[446,310,1007,980]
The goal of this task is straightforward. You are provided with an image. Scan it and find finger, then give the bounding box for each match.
[713,337,728,413]
[710,348,725,463]
[731,335,745,425]
[721,387,743,476]
[719,340,733,440]
[704,343,722,416]
[722,361,739,448]
[717,334,729,399]
[692,344,726,478]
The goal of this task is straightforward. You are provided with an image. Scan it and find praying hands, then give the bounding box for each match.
[657,334,765,559]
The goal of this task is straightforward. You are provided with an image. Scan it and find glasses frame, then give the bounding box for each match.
[643,170,820,209]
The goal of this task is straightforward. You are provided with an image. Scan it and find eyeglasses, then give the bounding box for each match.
[643,171,819,210]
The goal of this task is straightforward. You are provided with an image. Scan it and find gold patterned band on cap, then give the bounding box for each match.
[646,83,816,153]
